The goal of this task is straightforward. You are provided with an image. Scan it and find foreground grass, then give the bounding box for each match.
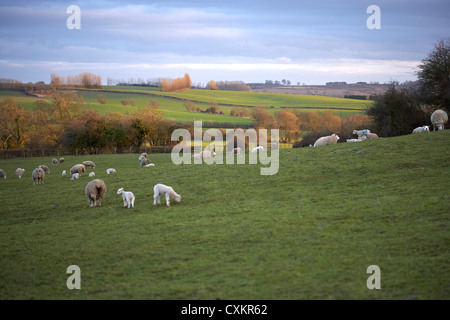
[0,131,449,299]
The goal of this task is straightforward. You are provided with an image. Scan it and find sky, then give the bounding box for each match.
[0,0,449,85]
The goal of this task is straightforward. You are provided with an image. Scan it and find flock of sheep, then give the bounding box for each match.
[311,109,448,147]
[0,153,181,209]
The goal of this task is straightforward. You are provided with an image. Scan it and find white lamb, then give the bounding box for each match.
[153,183,181,207]
[352,129,371,138]
[89,172,95,177]
[71,173,80,180]
[15,168,25,178]
[252,146,264,153]
[106,168,116,174]
[145,163,155,167]
[314,134,340,147]
[430,110,448,131]
[232,147,241,155]
[412,125,430,134]
[62,170,66,177]
[117,188,135,208]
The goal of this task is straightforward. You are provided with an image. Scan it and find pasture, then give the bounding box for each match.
[0,131,449,299]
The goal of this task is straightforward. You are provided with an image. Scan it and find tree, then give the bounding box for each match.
[275,110,299,142]
[251,107,276,129]
[417,38,450,111]
[0,98,32,148]
[208,80,218,90]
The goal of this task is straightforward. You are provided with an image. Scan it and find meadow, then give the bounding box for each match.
[0,130,448,299]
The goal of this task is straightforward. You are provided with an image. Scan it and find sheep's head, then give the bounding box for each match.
[424,126,430,132]
[117,188,124,195]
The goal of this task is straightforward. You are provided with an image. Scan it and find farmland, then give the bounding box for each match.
[0,130,449,299]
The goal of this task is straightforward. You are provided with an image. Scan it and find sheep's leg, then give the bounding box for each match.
[123,200,127,207]
[165,194,170,207]
[131,198,134,208]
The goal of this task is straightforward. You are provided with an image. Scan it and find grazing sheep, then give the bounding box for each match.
[82,161,96,169]
[32,167,45,185]
[140,158,150,167]
[232,147,241,155]
[15,168,25,178]
[71,173,80,180]
[117,188,135,208]
[85,179,107,208]
[70,164,86,176]
[145,163,155,167]
[106,168,116,174]
[0,169,6,180]
[62,170,66,177]
[352,129,371,138]
[38,165,50,174]
[153,183,181,207]
[363,133,379,140]
[52,158,58,165]
[138,153,148,161]
[202,150,215,159]
[412,125,430,134]
[59,157,65,164]
[314,134,340,147]
[431,109,448,131]
[252,146,264,153]
[89,172,95,177]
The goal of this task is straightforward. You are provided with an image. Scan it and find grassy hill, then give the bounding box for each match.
[0,130,449,299]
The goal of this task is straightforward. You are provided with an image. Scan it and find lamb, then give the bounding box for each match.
[32,167,45,185]
[15,168,25,178]
[232,147,241,155]
[363,133,379,140]
[106,168,116,174]
[140,158,150,167]
[412,125,430,134]
[313,134,340,147]
[0,169,6,180]
[430,109,448,131]
[138,153,148,161]
[85,179,107,208]
[117,188,135,208]
[62,170,66,177]
[252,146,264,153]
[82,161,96,169]
[71,173,80,180]
[153,183,181,207]
[59,157,65,164]
[192,152,203,160]
[352,129,371,138]
[144,163,155,167]
[38,165,50,174]
[89,172,95,177]
[202,150,215,159]
[52,158,58,165]
[70,164,86,176]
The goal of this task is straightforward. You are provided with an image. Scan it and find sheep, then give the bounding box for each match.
[140,158,150,167]
[192,152,203,160]
[85,179,107,208]
[144,163,155,167]
[153,183,181,207]
[70,164,86,176]
[313,134,340,147]
[82,161,96,169]
[252,146,264,153]
[38,165,50,174]
[59,157,65,164]
[412,125,430,134]
[32,167,45,185]
[117,188,135,208]
[352,129,371,138]
[232,147,241,155]
[363,133,379,140]
[202,150,215,159]
[52,158,58,165]
[71,173,80,180]
[106,168,116,174]
[138,153,148,161]
[89,172,95,177]
[62,170,66,177]
[0,169,6,180]
[430,109,448,131]
[15,168,25,178]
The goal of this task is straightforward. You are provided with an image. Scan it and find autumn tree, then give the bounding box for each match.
[251,106,276,129]
[208,80,219,90]
[0,98,32,148]
[275,109,300,142]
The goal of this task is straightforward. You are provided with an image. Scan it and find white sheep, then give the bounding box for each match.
[70,164,86,176]
[153,183,181,207]
[430,109,448,131]
[412,125,430,134]
[140,158,150,166]
[15,168,25,178]
[352,129,371,138]
[232,147,241,155]
[89,172,95,177]
[144,163,155,167]
[62,170,66,177]
[192,152,203,160]
[32,167,45,185]
[85,179,107,208]
[252,146,264,153]
[106,168,116,174]
[117,187,135,208]
[38,165,50,174]
[71,173,80,180]
[363,132,379,140]
[0,169,6,180]
[82,160,96,169]
[314,134,340,147]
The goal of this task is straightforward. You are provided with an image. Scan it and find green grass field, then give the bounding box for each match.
[0,131,449,299]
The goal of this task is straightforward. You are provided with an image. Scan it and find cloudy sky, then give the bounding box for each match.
[0,0,448,85]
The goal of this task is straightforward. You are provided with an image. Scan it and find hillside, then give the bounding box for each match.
[0,130,449,299]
